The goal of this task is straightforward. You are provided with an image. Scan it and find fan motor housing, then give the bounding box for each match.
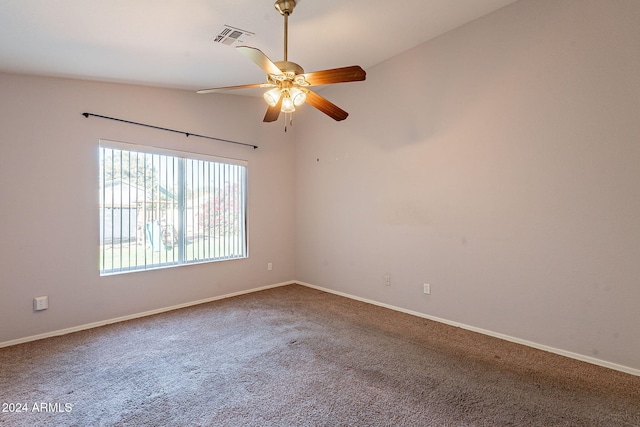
[274,60,304,75]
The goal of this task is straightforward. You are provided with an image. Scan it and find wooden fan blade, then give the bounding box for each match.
[305,90,349,121]
[303,66,366,86]
[197,83,271,94]
[236,46,283,77]
[263,96,283,122]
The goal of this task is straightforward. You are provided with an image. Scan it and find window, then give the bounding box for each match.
[99,140,247,275]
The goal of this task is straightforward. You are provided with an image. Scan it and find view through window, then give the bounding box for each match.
[99,140,247,275]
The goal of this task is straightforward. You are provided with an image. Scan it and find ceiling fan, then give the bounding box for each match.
[198,0,366,127]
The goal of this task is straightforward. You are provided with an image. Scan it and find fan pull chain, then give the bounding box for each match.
[284,112,294,132]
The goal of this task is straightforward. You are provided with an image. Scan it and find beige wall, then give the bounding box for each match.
[0,74,296,342]
[295,0,640,371]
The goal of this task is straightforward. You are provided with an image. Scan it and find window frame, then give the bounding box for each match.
[98,139,248,276]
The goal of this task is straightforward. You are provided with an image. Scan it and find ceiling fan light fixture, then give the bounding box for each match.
[290,87,307,106]
[263,88,281,107]
[197,0,366,127]
[281,94,295,113]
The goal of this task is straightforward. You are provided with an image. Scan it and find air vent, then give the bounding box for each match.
[213,25,254,47]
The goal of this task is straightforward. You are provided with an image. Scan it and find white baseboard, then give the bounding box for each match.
[3,279,638,377]
[296,281,640,378]
[0,281,295,349]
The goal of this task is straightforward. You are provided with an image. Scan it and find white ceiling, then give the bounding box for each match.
[0,0,517,94]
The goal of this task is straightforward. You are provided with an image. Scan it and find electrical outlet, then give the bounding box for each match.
[423,284,431,295]
[267,263,273,271]
[384,275,391,286]
[34,296,48,311]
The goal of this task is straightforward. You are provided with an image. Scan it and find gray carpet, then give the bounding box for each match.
[0,284,638,426]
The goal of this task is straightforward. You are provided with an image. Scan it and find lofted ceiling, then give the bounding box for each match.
[0,0,517,94]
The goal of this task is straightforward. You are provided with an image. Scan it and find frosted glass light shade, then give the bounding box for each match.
[290,88,307,106]
[263,88,281,107]
[281,95,295,113]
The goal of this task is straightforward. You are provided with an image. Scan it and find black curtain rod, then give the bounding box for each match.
[82,112,258,149]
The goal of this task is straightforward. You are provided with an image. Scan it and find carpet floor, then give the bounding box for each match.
[0,284,638,426]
